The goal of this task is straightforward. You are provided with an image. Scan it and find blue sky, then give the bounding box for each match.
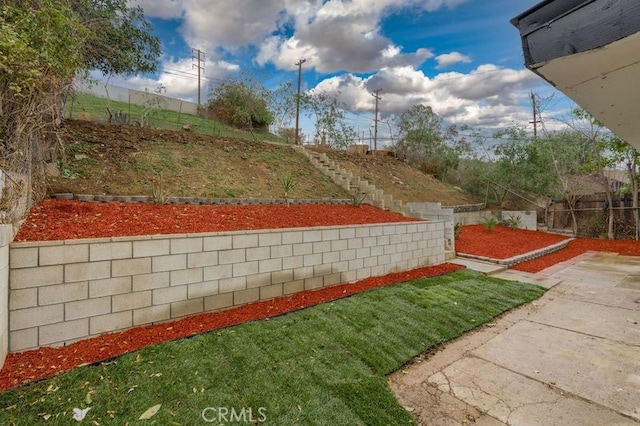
[112,0,573,143]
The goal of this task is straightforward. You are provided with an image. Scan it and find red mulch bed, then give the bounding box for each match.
[456,225,571,259]
[513,238,640,273]
[15,199,420,242]
[0,263,462,391]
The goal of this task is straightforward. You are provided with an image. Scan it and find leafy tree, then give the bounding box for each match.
[394,105,467,179]
[491,127,557,202]
[1,0,160,225]
[304,92,357,149]
[277,127,301,144]
[609,137,639,240]
[1,1,85,222]
[72,0,161,76]
[269,82,297,135]
[560,108,618,238]
[208,76,274,136]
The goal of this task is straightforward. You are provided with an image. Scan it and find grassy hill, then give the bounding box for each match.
[48,119,479,206]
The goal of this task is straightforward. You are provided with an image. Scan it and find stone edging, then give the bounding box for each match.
[452,203,486,213]
[50,193,353,205]
[456,238,574,267]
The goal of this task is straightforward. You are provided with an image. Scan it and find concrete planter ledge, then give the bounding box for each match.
[50,193,354,206]
[457,238,574,267]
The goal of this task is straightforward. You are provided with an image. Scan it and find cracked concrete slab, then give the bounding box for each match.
[473,321,640,420]
[391,376,507,426]
[560,281,640,311]
[528,298,640,345]
[431,356,635,426]
[391,252,640,425]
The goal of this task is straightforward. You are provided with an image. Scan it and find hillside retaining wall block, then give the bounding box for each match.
[8,221,445,352]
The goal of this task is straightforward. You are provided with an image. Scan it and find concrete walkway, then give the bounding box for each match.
[390,252,640,425]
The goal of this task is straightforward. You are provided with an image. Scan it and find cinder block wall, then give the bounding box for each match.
[501,210,537,230]
[454,210,489,226]
[0,225,12,367]
[8,221,445,352]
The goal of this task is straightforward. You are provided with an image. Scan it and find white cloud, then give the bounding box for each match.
[308,64,543,129]
[178,0,288,51]
[104,57,239,103]
[435,52,472,69]
[133,0,468,74]
[255,0,441,73]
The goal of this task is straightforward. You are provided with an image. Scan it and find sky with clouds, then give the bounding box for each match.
[111,0,573,143]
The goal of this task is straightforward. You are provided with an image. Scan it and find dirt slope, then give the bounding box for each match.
[49,120,348,200]
[48,120,477,206]
[308,147,478,205]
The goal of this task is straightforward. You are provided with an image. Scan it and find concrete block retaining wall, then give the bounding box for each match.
[501,210,537,230]
[0,225,12,367]
[8,221,445,352]
[406,203,455,252]
[454,210,493,226]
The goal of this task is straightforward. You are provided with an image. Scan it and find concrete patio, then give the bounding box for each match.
[391,252,640,425]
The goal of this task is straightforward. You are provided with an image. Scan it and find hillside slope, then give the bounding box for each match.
[48,120,477,206]
[308,147,478,205]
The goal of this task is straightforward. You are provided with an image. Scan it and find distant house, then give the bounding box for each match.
[511,0,640,152]
[567,171,629,197]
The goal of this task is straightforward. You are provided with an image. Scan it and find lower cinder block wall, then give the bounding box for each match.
[8,220,445,352]
[0,225,12,367]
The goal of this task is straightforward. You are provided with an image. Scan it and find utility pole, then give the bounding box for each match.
[529,91,541,138]
[192,48,205,106]
[295,59,307,145]
[372,89,382,151]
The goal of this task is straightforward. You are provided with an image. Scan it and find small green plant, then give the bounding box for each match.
[454,222,463,240]
[352,188,367,207]
[60,168,80,180]
[151,171,168,203]
[480,215,499,232]
[281,172,298,205]
[505,215,522,230]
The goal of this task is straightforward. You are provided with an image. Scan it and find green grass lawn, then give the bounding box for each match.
[65,92,286,144]
[0,270,545,425]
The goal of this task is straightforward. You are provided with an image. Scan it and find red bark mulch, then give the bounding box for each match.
[0,263,462,391]
[513,237,640,273]
[456,224,571,259]
[14,199,420,242]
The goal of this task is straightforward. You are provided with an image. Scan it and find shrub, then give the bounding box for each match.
[505,215,522,230]
[281,172,298,202]
[352,188,367,207]
[480,215,499,232]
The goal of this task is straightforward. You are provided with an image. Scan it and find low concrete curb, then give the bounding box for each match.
[51,193,353,205]
[456,238,574,267]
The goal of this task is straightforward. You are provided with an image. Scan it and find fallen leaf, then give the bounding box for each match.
[85,392,93,405]
[46,384,59,394]
[139,404,161,420]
